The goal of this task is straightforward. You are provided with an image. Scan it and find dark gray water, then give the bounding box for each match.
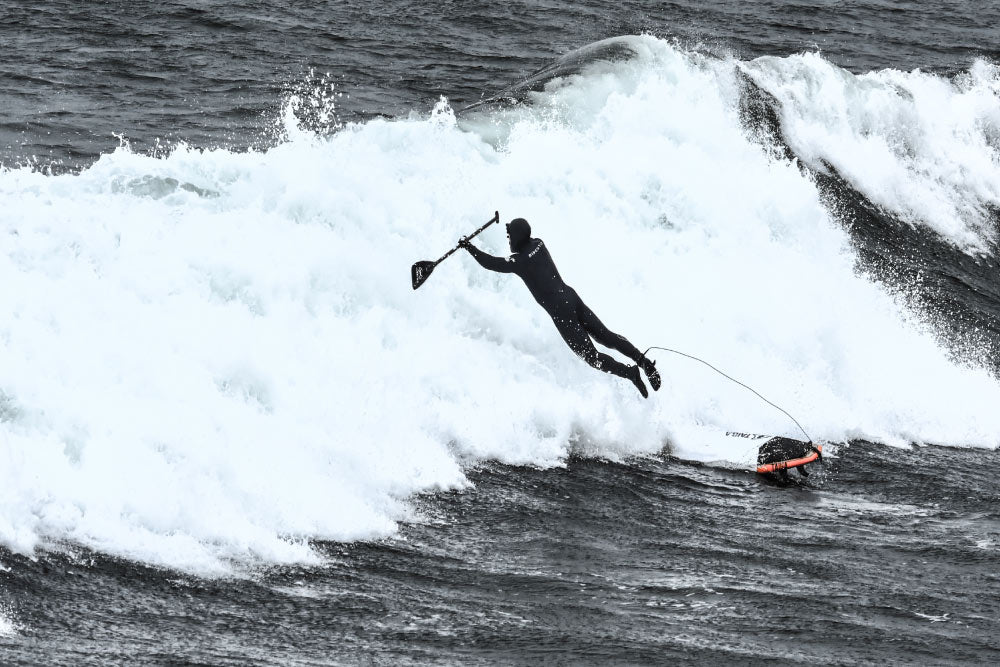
[2,1,998,169]
[0,443,1000,665]
[3,444,999,665]
[2,1,1000,664]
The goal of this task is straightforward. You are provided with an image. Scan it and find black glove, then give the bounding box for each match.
[458,236,472,250]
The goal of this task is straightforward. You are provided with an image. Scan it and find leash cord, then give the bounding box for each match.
[642,345,814,444]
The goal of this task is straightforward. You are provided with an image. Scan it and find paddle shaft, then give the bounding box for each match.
[411,211,500,289]
[429,211,499,268]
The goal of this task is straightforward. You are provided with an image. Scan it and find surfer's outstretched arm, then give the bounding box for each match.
[461,240,518,274]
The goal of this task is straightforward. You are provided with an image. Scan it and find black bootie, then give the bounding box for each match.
[628,364,649,399]
[639,356,661,391]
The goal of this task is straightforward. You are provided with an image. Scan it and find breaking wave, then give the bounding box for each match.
[1,35,998,574]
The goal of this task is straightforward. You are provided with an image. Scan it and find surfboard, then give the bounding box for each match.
[755,436,822,474]
[718,431,822,475]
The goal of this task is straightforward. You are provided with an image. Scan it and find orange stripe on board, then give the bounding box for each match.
[756,444,823,474]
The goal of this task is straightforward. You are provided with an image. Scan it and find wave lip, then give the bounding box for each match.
[743,53,1000,252]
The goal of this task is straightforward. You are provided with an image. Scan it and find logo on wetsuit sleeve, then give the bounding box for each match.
[527,240,543,258]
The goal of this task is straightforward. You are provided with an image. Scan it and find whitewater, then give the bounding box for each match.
[1,35,998,575]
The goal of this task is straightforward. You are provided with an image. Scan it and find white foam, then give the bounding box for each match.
[0,604,16,637]
[1,36,998,573]
[742,53,1000,251]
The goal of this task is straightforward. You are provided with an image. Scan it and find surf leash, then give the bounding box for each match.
[642,345,814,444]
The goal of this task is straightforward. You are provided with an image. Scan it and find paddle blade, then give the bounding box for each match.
[411,260,436,290]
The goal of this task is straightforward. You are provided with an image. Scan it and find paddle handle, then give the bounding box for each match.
[433,210,499,265]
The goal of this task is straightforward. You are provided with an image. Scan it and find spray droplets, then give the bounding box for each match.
[279,70,345,141]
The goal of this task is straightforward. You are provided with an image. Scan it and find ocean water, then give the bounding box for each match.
[1,1,999,664]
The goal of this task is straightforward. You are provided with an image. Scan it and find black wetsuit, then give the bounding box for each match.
[465,237,642,381]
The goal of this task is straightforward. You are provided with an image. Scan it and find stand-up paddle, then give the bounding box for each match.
[411,211,499,289]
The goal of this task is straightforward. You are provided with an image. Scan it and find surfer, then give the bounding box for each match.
[460,218,660,397]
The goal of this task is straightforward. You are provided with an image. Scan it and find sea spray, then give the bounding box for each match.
[742,53,1000,251]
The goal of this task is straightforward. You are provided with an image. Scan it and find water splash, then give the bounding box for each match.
[1,35,998,574]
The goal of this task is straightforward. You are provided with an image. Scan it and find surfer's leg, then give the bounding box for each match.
[576,301,661,391]
[550,312,647,397]
[575,301,641,360]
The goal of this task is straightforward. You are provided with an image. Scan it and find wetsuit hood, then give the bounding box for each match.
[506,218,531,253]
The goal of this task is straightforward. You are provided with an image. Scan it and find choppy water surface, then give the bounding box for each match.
[1,1,999,664]
[3,0,997,168]
[3,445,999,664]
